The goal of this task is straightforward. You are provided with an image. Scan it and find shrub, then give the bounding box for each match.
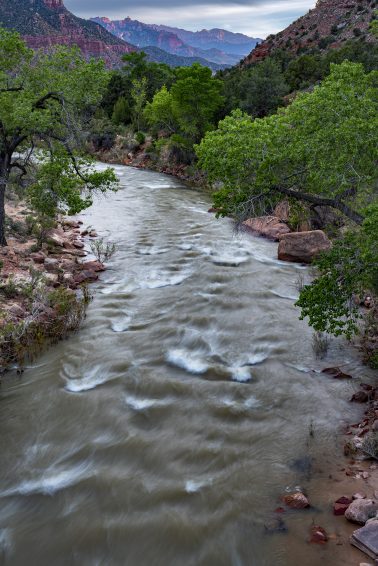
[90,238,117,263]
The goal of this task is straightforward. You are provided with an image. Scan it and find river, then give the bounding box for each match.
[0,165,374,565]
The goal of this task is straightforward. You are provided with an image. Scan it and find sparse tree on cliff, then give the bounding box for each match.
[0,29,118,246]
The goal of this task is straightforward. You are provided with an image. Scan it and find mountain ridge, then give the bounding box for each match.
[244,0,377,65]
[0,0,135,66]
[91,16,259,66]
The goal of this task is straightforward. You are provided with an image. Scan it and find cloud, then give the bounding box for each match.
[64,0,316,38]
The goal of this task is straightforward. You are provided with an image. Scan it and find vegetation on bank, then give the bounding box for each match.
[0,29,118,369]
[0,28,377,368]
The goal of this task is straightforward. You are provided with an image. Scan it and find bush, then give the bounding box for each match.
[135,131,146,145]
[90,238,117,263]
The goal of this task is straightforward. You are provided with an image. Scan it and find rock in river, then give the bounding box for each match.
[278,230,331,263]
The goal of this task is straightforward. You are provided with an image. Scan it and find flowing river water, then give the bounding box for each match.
[0,165,375,565]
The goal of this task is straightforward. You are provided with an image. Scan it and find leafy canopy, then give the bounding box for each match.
[0,28,118,243]
[296,204,378,339]
[196,61,378,224]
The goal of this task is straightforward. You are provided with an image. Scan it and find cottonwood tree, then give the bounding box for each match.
[196,61,378,225]
[0,29,118,246]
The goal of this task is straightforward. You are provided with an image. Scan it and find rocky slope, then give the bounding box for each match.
[244,0,377,64]
[91,17,259,66]
[0,0,135,66]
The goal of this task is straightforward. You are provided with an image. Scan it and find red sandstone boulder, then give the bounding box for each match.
[278,230,331,263]
[309,525,328,544]
[74,270,99,285]
[80,261,105,272]
[243,216,291,241]
[282,492,310,509]
[333,496,352,516]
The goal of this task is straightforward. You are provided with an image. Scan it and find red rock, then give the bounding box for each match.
[333,497,352,516]
[309,525,328,544]
[73,241,85,249]
[30,252,46,264]
[74,270,99,284]
[351,391,369,403]
[282,492,310,509]
[243,216,290,241]
[278,230,331,263]
[322,367,353,379]
[80,261,105,272]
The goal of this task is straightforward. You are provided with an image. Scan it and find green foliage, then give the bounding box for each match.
[223,58,289,117]
[144,85,177,133]
[112,96,131,126]
[296,205,378,338]
[0,28,118,244]
[131,77,147,131]
[170,64,224,142]
[196,62,378,224]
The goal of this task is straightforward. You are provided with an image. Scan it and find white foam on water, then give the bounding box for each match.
[64,366,115,393]
[1,463,91,497]
[140,270,191,289]
[245,352,269,366]
[185,478,212,493]
[270,290,299,301]
[177,243,193,251]
[125,395,166,411]
[211,253,249,267]
[136,246,170,256]
[166,348,209,375]
[111,314,132,333]
[230,366,252,383]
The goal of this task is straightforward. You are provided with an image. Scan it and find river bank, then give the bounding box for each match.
[0,201,107,371]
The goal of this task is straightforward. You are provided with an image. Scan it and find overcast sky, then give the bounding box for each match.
[64,0,316,38]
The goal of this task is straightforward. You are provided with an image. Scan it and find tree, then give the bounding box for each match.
[196,62,378,225]
[112,96,131,125]
[131,77,147,131]
[170,64,224,142]
[144,86,177,133]
[296,204,378,339]
[226,59,289,118]
[0,29,118,246]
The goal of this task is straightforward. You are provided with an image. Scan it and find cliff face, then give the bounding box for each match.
[244,0,377,65]
[0,0,135,66]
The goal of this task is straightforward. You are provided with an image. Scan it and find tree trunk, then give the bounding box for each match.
[0,180,7,247]
[0,156,9,247]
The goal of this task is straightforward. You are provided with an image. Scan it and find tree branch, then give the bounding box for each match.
[272,185,364,225]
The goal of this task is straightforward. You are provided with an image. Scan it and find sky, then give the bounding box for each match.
[64,0,317,38]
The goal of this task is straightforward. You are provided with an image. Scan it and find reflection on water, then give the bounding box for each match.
[0,165,374,566]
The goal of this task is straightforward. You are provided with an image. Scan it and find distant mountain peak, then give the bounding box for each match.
[92,16,261,67]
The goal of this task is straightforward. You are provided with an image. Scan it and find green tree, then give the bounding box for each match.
[112,96,131,125]
[239,59,289,117]
[144,85,177,133]
[0,29,118,246]
[296,204,378,339]
[196,62,378,225]
[131,77,147,131]
[170,64,224,142]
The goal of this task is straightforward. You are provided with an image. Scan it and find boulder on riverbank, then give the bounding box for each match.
[242,216,291,241]
[278,230,331,263]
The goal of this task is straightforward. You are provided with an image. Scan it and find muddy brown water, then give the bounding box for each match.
[0,165,375,565]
